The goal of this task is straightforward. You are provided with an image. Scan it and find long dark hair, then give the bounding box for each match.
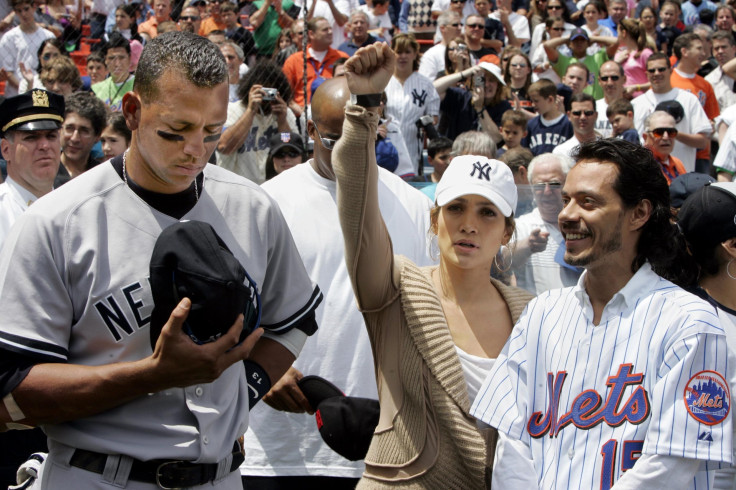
[572,139,698,287]
[37,38,69,68]
[116,4,143,43]
[546,0,571,23]
[237,59,293,106]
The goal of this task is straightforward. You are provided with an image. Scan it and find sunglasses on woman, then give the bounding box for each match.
[274,149,301,159]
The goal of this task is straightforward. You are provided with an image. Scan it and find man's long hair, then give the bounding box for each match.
[572,139,698,287]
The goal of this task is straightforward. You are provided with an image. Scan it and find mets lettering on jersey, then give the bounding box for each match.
[470,264,733,489]
[527,364,650,439]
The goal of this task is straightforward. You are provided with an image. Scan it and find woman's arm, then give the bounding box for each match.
[433,65,479,100]
[334,45,401,311]
[722,56,736,79]
[589,35,620,58]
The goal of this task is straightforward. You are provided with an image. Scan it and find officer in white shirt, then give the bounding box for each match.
[0,89,63,249]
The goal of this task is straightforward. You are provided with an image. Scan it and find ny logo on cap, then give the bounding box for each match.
[470,161,492,181]
[281,132,291,143]
[32,90,49,108]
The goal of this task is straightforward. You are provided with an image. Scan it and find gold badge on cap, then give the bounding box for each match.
[32,90,50,108]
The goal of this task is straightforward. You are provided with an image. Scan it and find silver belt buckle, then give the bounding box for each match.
[155,460,185,490]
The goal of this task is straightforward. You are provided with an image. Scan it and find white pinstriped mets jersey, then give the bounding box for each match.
[471,264,733,489]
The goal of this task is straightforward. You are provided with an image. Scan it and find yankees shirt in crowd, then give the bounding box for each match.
[521,113,573,156]
[595,98,613,138]
[471,263,733,489]
[384,72,440,176]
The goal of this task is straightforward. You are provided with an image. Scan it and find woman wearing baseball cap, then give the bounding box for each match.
[264,132,305,180]
[334,44,533,485]
[678,182,736,488]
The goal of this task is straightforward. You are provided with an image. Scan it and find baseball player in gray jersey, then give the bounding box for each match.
[472,139,734,489]
[0,31,322,489]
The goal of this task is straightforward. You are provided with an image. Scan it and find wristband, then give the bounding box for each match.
[459,71,467,82]
[350,93,382,108]
[243,360,272,409]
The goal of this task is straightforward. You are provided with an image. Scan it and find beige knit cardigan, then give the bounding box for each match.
[334,104,534,489]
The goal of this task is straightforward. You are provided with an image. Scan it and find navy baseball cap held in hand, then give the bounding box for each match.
[298,376,380,461]
[149,220,261,349]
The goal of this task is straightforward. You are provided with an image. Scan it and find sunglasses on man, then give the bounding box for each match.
[648,127,678,138]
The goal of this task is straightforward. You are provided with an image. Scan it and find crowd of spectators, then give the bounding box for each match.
[2,0,736,486]
[1,0,735,184]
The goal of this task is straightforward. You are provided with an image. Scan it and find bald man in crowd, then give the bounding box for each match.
[241,76,433,489]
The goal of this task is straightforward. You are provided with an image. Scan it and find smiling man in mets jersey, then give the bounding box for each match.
[472,139,733,489]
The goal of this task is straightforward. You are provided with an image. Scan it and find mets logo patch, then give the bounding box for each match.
[684,371,730,426]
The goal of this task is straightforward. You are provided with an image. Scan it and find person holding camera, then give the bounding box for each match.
[434,61,511,143]
[216,60,299,184]
[440,37,475,79]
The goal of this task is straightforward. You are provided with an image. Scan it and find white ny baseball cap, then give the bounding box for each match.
[435,155,518,217]
[479,62,506,86]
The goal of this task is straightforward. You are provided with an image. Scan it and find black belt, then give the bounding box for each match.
[69,443,244,489]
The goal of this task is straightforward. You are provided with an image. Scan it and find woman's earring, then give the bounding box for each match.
[494,245,513,273]
[429,233,440,262]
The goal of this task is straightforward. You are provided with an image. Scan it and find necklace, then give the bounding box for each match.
[122,150,199,201]
[109,74,131,105]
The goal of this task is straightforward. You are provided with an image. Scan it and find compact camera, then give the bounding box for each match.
[262,88,278,101]
[415,114,440,141]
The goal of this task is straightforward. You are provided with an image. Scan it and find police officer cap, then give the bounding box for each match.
[0,90,65,136]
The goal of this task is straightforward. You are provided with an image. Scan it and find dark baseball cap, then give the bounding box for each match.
[669,172,715,208]
[0,90,64,136]
[655,100,684,124]
[298,375,379,461]
[269,132,305,156]
[678,182,736,251]
[570,27,589,41]
[149,220,261,349]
